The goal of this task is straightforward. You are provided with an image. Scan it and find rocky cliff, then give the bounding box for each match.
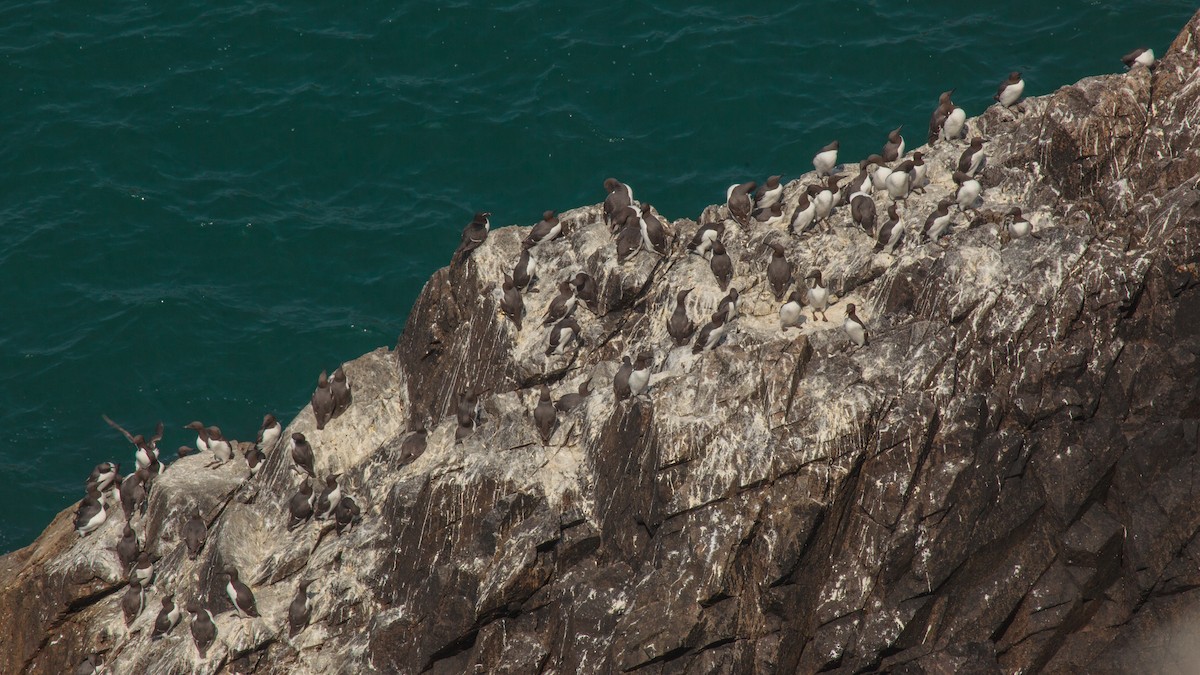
[4,11,1200,674]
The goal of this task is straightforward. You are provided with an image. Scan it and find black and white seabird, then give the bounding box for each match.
[957,137,986,177]
[1121,47,1155,69]
[909,151,928,193]
[814,177,840,223]
[205,426,231,465]
[187,601,217,659]
[457,389,480,430]
[116,524,140,572]
[928,89,955,144]
[718,287,739,323]
[766,241,793,300]
[953,170,983,212]
[881,126,905,163]
[995,72,1025,108]
[780,289,805,330]
[312,371,335,431]
[813,140,839,177]
[513,240,537,291]
[288,580,313,638]
[628,353,652,398]
[74,487,107,536]
[867,154,893,192]
[453,211,492,263]
[334,496,361,534]
[726,181,757,227]
[152,593,181,640]
[754,175,784,212]
[924,198,955,242]
[400,425,428,464]
[788,188,817,235]
[876,203,905,255]
[257,414,282,453]
[291,432,316,478]
[184,421,210,455]
[688,220,724,258]
[103,415,163,472]
[710,241,733,291]
[131,552,155,586]
[753,202,785,228]
[885,160,915,200]
[1006,207,1040,240]
[224,567,260,618]
[850,191,877,234]
[613,356,633,401]
[500,274,525,330]
[693,312,729,354]
[571,272,600,314]
[533,385,557,443]
[933,90,967,142]
[119,468,149,521]
[603,178,634,231]
[314,474,342,520]
[331,367,352,418]
[288,479,314,530]
[524,210,563,247]
[638,204,671,256]
[122,578,145,627]
[86,462,120,493]
[844,304,869,347]
[615,222,643,264]
[542,280,578,326]
[546,315,582,356]
[806,270,830,321]
[556,379,592,413]
[183,507,206,560]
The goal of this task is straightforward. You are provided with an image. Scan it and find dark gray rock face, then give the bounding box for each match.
[4,11,1200,674]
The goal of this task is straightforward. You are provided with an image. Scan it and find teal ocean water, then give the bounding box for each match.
[0,1,1193,552]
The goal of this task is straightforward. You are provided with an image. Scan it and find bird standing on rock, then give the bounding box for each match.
[844,304,869,347]
[571,272,600,314]
[953,170,983,212]
[813,140,839,177]
[533,385,557,443]
[556,379,592,412]
[668,289,696,346]
[957,138,986,177]
[780,289,805,330]
[288,479,314,530]
[291,432,316,478]
[628,353,653,398]
[513,240,537,291]
[726,181,757,227]
[766,241,793,300]
[876,203,905,254]
[183,507,206,560]
[224,567,259,618]
[500,274,524,330]
[452,212,491,263]
[257,414,282,453]
[924,198,954,242]
[603,178,634,231]
[289,580,313,638]
[187,601,217,659]
[755,175,783,212]
[152,594,181,640]
[688,220,724,257]
[331,367,352,417]
[995,72,1025,108]
[881,126,905,162]
[613,356,633,401]
[546,316,582,357]
[312,371,335,431]
[718,287,739,322]
[542,280,578,326]
[806,270,830,321]
[524,210,562,247]
[788,189,817,235]
[693,312,729,354]
[710,241,733,291]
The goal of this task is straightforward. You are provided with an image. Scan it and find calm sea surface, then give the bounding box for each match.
[0,1,1193,551]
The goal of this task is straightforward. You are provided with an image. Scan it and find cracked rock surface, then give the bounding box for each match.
[4,10,1200,674]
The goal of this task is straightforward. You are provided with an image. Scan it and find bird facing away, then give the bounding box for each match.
[533,385,557,443]
[667,288,696,346]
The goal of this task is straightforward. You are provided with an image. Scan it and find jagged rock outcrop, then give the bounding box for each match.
[4,11,1200,674]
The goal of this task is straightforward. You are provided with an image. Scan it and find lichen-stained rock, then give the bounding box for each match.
[4,10,1200,675]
